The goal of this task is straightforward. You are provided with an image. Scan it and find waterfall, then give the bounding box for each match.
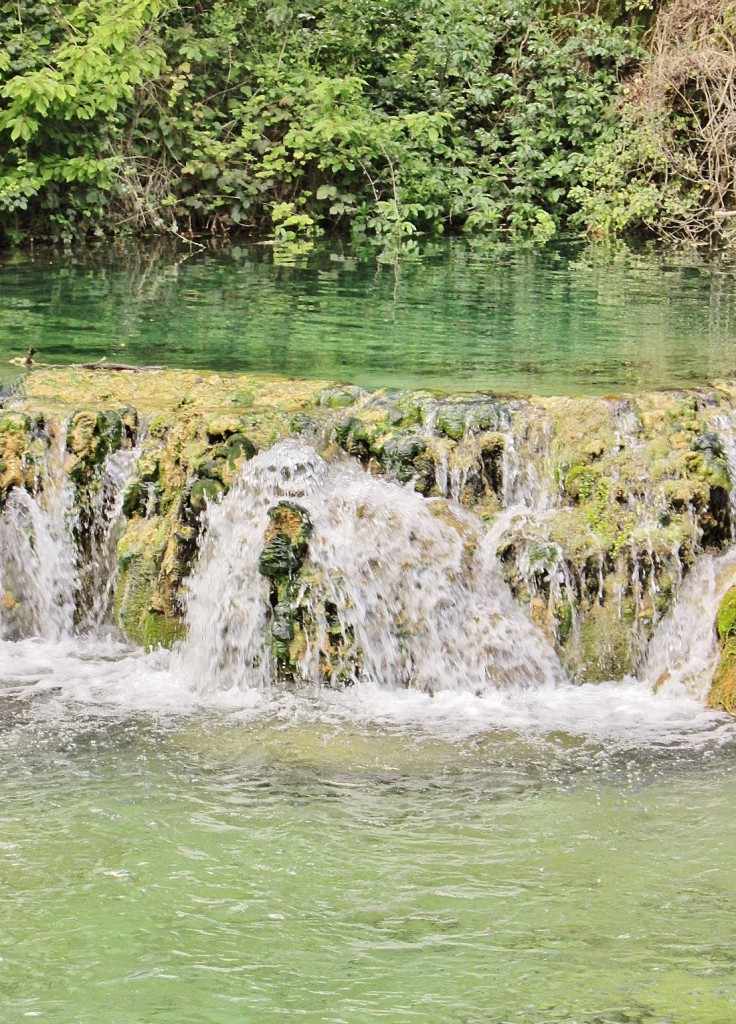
[0,488,76,641]
[0,420,140,641]
[2,399,736,717]
[641,546,736,701]
[0,428,77,641]
[76,441,143,632]
[179,440,565,694]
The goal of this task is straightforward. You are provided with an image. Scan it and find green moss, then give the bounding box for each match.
[189,478,225,514]
[563,464,597,501]
[114,517,181,648]
[554,594,575,647]
[0,412,32,434]
[716,586,736,640]
[578,607,634,682]
[708,587,736,713]
[259,502,312,579]
[708,637,736,714]
[319,386,364,409]
[141,610,186,650]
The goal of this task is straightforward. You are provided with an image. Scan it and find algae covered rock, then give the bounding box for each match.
[495,390,736,681]
[708,585,736,714]
[258,501,313,674]
[332,392,509,504]
[259,502,312,578]
[6,364,736,687]
[65,408,128,483]
[114,416,258,647]
[0,411,51,505]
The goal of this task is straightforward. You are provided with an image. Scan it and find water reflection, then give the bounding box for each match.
[2,239,736,395]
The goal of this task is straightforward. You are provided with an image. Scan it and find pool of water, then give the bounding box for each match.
[4,239,736,1023]
[1,639,736,1024]
[3,241,736,396]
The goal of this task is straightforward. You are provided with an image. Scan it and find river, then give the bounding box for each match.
[1,240,736,1023]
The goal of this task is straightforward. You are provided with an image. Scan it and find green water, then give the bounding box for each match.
[3,241,736,395]
[2,705,735,1024]
[4,239,736,1022]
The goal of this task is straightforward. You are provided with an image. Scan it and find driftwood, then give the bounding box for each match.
[79,361,165,373]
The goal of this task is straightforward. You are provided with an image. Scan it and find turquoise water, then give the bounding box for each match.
[4,239,736,1023]
[1,683,735,1024]
[2,241,736,395]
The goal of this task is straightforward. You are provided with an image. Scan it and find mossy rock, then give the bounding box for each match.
[434,399,507,440]
[708,586,736,714]
[717,586,736,640]
[115,516,183,648]
[189,477,225,514]
[140,610,186,650]
[122,480,146,518]
[196,457,225,482]
[708,637,736,714]
[564,464,599,502]
[333,415,390,462]
[220,432,256,461]
[0,411,50,503]
[318,385,364,409]
[379,433,430,483]
[578,605,635,682]
[137,446,162,483]
[205,415,249,443]
[66,409,125,485]
[290,412,316,434]
[434,403,467,441]
[259,502,313,579]
[0,411,32,435]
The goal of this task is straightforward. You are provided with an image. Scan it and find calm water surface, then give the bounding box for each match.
[2,241,736,395]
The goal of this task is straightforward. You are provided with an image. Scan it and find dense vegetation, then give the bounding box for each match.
[0,0,733,250]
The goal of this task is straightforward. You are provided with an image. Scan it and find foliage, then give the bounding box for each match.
[575,0,736,246]
[0,0,644,247]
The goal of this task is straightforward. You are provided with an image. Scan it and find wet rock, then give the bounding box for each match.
[205,415,248,443]
[257,502,314,680]
[318,385,365,409]
[0,412,49,504]
[435,398,508,440]
[259,502,312,579]
[189,478,225,514]
[709,585,736,713]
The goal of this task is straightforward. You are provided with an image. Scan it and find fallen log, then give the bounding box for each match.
[78,361,165,372]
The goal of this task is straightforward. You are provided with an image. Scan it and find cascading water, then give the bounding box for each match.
[0,420,142,642]
[0,430,732,748]
[75,440,143,632]
[179,439,565,694]
[0,429,77,641]
[1,403,736,734]
[641,547,736,700]
[0,488,76,641]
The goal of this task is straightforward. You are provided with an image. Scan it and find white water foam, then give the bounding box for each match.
[0,436,734,750]
[0,635,731,750]
[77,441,143,632]
[179,440,565,695]
[640,547,736,700]
[0,429,77,641]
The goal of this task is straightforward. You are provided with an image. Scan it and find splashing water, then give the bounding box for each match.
[0,431,732,749]
[0,488,76,640]
[640,546,736,700]
[76,441,142,632]
[180,440,565,695]
[0,423,142,641]
[0,430,77,640]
